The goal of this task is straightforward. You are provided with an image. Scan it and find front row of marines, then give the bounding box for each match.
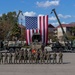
[0,49,63,64]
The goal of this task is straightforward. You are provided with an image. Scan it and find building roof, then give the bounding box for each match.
[48,24,55,28]
[56,23,75,28]
[19,24,26,29]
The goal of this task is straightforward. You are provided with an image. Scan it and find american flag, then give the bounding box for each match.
[25,15,48,45]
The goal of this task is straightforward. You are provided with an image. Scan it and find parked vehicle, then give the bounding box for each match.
[0,40,25,52]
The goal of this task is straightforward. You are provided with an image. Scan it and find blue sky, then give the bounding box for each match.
[0,0,75,27]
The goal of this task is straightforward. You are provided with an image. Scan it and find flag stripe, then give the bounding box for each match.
[26,30,28,45]
[36,29,38,33]
[43,16,45,44]
[45,15,48,44]
[39,16,42,43]
[30,29,33,43]
[27,30,30,45]
[42,16,44,43]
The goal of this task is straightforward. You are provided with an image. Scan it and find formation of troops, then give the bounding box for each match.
[0,48,63,64]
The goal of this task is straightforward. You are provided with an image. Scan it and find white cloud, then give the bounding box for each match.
[49,16,56,21]
[38,14,44,16]
[51,22,59,26]
[36,0,60,8]
[62,22,66,24]
[49,14,72,21]
[23,11,36,16]
[51,21,67,26]
[58,14,72,19]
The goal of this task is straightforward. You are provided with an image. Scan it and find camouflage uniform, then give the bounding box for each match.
[24,49,28,64]
[19,50,22,64]
[9,52,13,64]
[31,52,34,64]
[19,50,24,64]
[58,52,63,64]
[33,49,37,64]
[4,53,8,64]
[37,49,40,63]
[46,51,50,64]
[24,50,26,63]
[35,51,38,63]
[28,49,32,64]
[53,52,57,64]
[0,52,3,64]
[46,51,51,64]
[49,52,51,63]
[0,52,2,64]
[43,49,47,64]
[40,50,43,64]
[21,50,24,63]
[14,51,19,64]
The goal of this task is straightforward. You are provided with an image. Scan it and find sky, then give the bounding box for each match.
[0,0,75,27]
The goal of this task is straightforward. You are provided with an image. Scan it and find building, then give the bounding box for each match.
[55,23,75,41]
[48,24,55,32]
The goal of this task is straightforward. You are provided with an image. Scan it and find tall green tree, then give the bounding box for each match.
[11,23,21,39]
[0,11,21,40]
[71,27,75,36]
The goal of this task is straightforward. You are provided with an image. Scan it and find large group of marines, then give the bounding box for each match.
[0,48,63,64]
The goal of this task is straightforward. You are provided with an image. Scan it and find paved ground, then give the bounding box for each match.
[0,53,75,75]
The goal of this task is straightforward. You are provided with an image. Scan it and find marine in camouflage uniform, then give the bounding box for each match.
[28,49,32,64]
[0,52,2,64]
[31,52,34,64]
[46,51,50,64]
[24,50,26,63]
[53,52,57,64]
[4,52,8,64]
[14,51,19,64]
[46,51,51,64]
[0,52,3,64]
[19,49,24,64]
[58,51,63,64]
[9,52,13,64]
[33,49,37,64]
[43,49,47,64]
[49,52,51,64]
[21,50,24,63]
[37,49,40,63]
[35,51,38,64]
[40,50,43,64]
[24,49,28,64]
[19,50,22,64]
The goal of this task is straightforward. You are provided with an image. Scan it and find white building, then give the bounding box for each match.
[56,23,75,41]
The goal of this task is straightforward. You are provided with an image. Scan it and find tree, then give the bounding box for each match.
[71,27,75,36]
[19,26,26,41]
[0,11,21,40]
[48,30,57,42]
[67,27,75,41]
[0,22,4,40]
[11,23,21,40]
